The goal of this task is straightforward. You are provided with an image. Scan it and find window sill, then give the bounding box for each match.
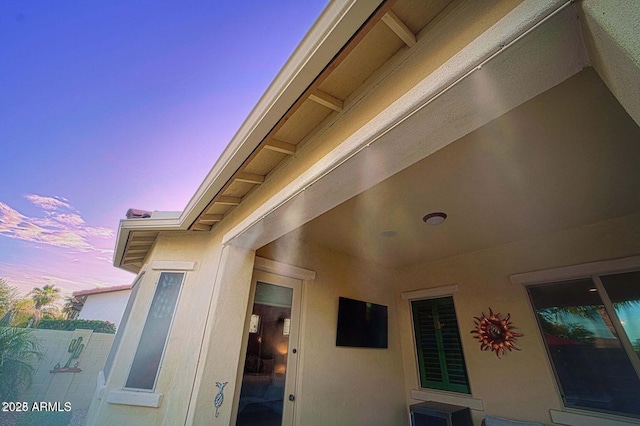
[411,389,484,411]
[107,389,162,408]
[550,409,640,426]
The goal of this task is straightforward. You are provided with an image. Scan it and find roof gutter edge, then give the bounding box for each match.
[179,0,383,229]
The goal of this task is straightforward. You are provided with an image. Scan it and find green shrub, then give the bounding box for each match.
[0,326,43,400]
[36,318,116,334]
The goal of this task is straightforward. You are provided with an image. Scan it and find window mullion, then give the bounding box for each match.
[593,275,640,380]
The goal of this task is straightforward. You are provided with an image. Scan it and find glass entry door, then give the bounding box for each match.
[236,270,301,426]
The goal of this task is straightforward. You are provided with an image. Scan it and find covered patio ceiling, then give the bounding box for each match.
[284,67,640,269]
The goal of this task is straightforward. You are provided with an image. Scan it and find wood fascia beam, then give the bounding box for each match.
[191,223,212,232]
[264,139,296,155]
[308,89,343,112]
[235,172,265,185]
[125,248,149,254]
[382,10,416,47]
[198,214,224,225]
[127,241,154,247]
[129,236,156,243]
[214,196,242,206]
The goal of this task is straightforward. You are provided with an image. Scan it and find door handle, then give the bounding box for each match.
[288,394,295,402]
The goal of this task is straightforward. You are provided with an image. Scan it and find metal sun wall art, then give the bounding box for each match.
[471,308,523,358]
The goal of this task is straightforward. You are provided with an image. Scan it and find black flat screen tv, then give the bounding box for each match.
[336,297,388,348]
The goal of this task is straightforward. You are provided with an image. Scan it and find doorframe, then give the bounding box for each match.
[231,257,315,425]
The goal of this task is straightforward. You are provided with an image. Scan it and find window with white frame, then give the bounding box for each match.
[411,296,471,394]
[528,270,640,419]
[125,271,185,391]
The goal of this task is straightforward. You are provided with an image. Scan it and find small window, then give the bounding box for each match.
[125,272,185,391]
[528,271,640,419]
[411,296,470,394]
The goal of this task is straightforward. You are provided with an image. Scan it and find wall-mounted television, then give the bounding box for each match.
[336,297,388,348]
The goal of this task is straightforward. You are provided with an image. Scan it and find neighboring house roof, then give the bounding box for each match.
[113,0,640,273]
[73,284,132,298]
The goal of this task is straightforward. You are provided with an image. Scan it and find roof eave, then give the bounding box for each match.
[179,0,383,228]
[114,0,383,272]
[113,218,184,269]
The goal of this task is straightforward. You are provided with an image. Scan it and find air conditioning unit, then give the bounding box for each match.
[409,401,473,426]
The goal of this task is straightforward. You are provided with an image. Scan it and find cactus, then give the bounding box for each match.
[63,336,84,368]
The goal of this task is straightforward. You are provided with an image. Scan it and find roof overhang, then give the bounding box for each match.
[113,0,383,271]
[114,0,640,272]
[179,0,385,229]
[114,214,183,272]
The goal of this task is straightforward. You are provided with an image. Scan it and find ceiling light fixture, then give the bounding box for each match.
[423,212,447,225]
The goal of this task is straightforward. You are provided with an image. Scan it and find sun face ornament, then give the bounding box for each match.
[471,308,523,358]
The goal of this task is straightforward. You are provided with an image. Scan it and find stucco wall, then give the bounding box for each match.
[396,213,640,425]
[258,236,407,425]
[78,290,131,328]
[19,329,114,411]
[258,213,640,425]
[87,232,216,426]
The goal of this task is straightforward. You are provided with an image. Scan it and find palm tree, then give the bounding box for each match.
[0,322,43,399]
[0,278,18,320]
[28,284,61,327]
[62,296,82,320]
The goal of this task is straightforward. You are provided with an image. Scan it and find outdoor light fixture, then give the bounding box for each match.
[249,314,260,333]
[423,212,447,225]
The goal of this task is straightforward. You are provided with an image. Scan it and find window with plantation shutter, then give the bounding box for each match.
[411,296,470,394]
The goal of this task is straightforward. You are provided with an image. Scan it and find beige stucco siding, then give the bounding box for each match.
[88,232,216,425]
[257,237,407,425]
[256,213,640,425]
[396,213,640,424]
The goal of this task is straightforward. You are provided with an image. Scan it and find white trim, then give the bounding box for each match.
[401,285,458,300]
[107,390,162,408]
[549,409,640,426]
[509,255,640,285]
[253,257,316,281]
[410,389,484,411]
[151,260,196,271]
[95,370,106,400]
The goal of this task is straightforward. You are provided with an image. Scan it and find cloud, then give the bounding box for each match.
[0,195,113,252]
[24,194,73,211]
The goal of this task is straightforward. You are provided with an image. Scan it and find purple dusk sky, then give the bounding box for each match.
[1,1,328,296]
